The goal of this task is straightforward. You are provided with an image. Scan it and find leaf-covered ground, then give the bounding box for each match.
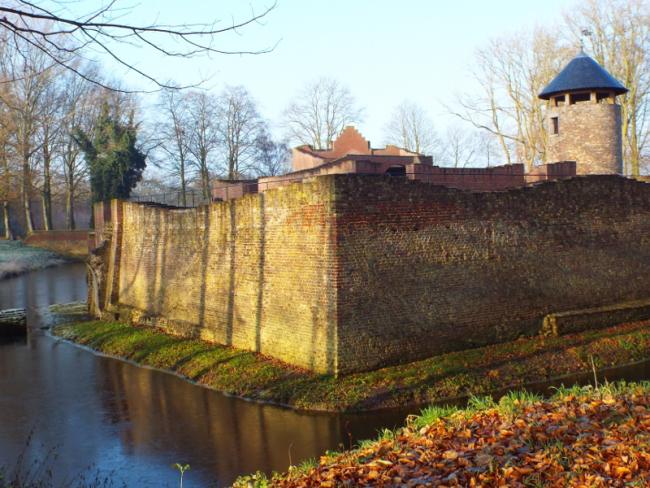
[238,383,650,487]
[53,318,650,412]
[0,240,68,280]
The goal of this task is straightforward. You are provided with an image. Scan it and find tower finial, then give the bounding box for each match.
[580,28,592,54]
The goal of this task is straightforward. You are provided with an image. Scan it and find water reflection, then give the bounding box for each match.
[94,359,346,485]
[0,264,407,487]
[1,264,648,487]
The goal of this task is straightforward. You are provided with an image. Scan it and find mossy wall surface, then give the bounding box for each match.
[107,177,338,373]
[97,174,650,374]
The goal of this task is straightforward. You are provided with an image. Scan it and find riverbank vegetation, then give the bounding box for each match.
[235,382,650,487]
[53,318,650,412]
[0,241,69,280]
[0,433,124,488]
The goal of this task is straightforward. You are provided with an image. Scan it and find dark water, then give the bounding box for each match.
[1,264,649,487]
[0,264,407,487]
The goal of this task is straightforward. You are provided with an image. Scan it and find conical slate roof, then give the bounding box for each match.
[539,51,628,100]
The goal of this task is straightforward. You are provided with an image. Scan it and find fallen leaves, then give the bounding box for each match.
[272,385,650,487]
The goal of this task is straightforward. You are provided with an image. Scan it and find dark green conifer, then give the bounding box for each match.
[74,102,146,203]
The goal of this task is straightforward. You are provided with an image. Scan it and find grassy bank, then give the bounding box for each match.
[237,382,650,487]
[0,241,70,280]
[53,318,650,412]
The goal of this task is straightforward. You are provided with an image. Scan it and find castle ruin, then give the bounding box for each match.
[88,52,650,375]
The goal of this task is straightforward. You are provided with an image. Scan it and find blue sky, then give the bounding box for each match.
[74,0,575,144]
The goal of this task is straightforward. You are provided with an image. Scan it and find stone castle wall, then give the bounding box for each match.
[96,177,339,373]
[547,102,623,175]
[94,174,650,375]
[334,175,650,372]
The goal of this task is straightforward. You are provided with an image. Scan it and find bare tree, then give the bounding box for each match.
[216,85,265,179]
[57,66,96,229]
[157,88,192,206]
[383,100,443,159]
[0,92,15,239]
[37,69,65,231]
[449,28,569,170]
[0,50,17,239]
[474,131,500,167]
[0,1,277,92]
[185,91,219,199]
[0,35,54,234]
[283,77,364,149]
[254,130,289,176]
[442,126,479,168]
[565,0,650,176]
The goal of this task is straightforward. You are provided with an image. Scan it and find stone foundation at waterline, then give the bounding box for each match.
[90,174,650,375]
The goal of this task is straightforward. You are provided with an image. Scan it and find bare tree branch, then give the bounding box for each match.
[0,1,278,92]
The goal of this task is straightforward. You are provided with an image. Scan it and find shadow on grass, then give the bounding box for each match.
[55,319,650,412]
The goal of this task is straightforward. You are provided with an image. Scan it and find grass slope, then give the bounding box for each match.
[53,318,650,412]
[238,382,650,487]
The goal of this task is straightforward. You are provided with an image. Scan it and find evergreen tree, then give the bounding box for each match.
[74,102,146,203]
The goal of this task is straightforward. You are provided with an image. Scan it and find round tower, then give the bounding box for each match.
[539,51,628,175]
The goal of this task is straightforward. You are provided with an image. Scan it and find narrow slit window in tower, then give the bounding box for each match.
[551,117,559,135]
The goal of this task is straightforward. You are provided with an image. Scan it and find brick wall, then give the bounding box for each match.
[23,230,90,257]
[547,102,623,175]
[525,161,577,184]
[333,174,650,372]
[329,126,370,156]
[96,174,650,375]
[408,164,527,191]
[211,180,258,201]
[100,178,339,373]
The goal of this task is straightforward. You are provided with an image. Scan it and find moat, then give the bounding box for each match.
[0,264,411,487]
[1,264,649,487]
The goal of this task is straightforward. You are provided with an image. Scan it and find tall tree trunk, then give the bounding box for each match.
[41,132,52,230]
[180,158,187,207]
[200,152,210,201]
[228,153,236,180]
[0,152,11,239]
[2,201,13,240]
[89,200,95,229]
[21,157,34,235]
[41,197,49,231]
[201,166,210,201]
[65,174,76,230]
